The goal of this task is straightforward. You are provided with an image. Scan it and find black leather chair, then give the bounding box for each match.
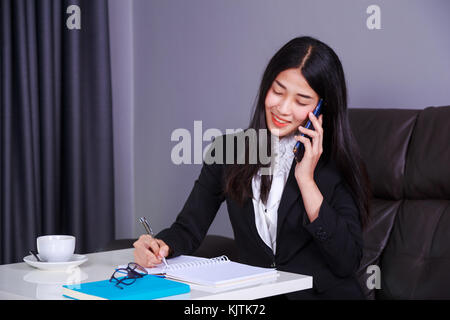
[350,106,450,299]
[103,105,450,300]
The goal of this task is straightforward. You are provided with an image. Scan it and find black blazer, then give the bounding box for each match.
[157,133,365,299]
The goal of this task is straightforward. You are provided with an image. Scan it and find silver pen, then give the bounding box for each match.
[138,217,169,267]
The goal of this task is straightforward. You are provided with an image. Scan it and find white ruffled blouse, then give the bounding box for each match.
[251,133,296,254]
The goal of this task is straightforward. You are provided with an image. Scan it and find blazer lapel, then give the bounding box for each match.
[276,156,328,237]
[242,197,276,257]
[276,158,301,237]
[241,156,329,255]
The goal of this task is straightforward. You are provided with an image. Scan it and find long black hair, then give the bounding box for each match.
[223,36,371,229]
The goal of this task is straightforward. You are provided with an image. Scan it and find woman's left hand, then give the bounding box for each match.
[294,112,323,184]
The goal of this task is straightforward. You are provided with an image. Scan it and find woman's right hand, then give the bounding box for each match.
[133,234,170,268]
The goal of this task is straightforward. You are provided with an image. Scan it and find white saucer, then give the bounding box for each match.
[23,254,88,271]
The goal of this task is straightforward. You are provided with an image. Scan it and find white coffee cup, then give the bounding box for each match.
[37,235,76,262]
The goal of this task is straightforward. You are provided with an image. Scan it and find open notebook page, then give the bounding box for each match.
[165,259,278,287]
[143,255,210,274]
[119,255,277,287]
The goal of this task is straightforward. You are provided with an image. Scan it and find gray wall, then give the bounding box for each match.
[109,0,135,238]
[109,0,450,240]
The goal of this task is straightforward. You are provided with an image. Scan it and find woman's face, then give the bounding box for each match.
[265,68,320,138]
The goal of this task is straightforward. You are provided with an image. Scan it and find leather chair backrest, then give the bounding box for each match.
[349,106,450,299]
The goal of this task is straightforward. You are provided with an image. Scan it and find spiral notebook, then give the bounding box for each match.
[120,255,278,287]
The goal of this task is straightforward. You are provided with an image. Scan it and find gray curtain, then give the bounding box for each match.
[0,0,115,264]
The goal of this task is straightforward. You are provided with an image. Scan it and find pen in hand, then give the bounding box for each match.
[138,217,169,268]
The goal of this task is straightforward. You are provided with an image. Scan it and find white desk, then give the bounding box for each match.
[0,248,312,300]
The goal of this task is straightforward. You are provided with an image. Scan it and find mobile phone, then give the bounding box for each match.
[293,98,323,162]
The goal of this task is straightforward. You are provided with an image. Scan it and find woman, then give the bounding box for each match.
[133,36,371,299]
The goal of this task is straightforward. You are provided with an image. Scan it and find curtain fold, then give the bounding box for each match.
[1,0,115,264]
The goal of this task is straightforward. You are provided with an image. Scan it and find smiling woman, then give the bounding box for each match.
[225,37,371,224]
[134,36,372,300]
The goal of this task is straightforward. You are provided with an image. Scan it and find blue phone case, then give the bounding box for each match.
[293,99,323,162]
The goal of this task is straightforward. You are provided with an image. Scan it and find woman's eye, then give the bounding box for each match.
[272,89,282,95]
[296,101,307,106]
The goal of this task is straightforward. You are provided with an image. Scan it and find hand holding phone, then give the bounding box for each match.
[293,99,323,162]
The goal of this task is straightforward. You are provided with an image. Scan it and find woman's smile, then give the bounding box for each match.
[271,112,291,127]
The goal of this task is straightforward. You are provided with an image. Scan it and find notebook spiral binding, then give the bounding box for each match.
[165,255,229,271]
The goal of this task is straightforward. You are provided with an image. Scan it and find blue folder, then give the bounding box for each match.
[62,275,190,300]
